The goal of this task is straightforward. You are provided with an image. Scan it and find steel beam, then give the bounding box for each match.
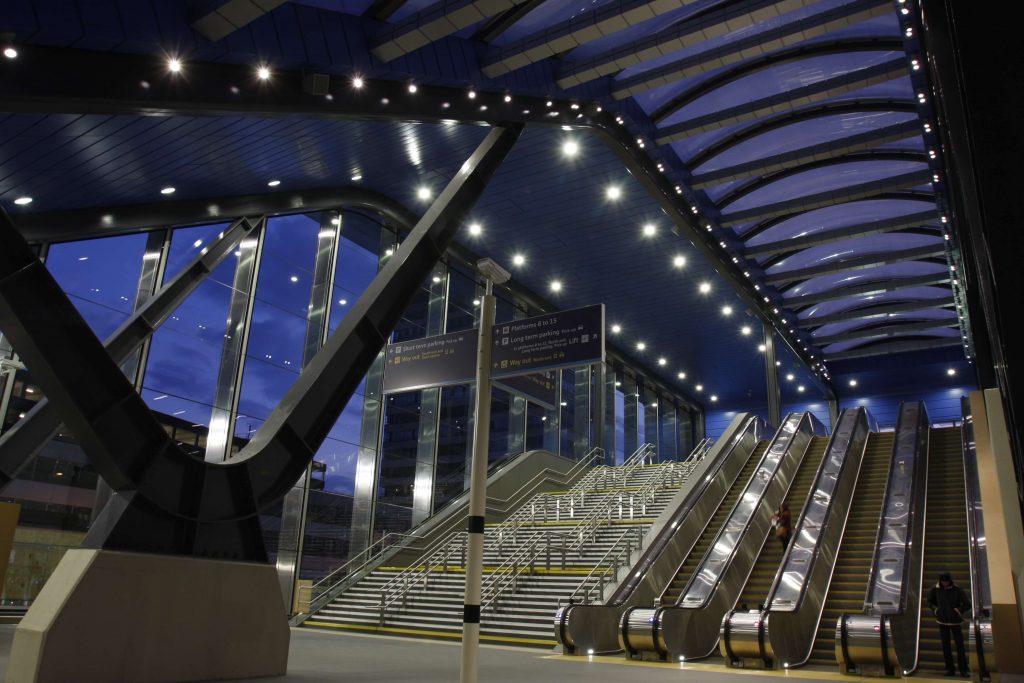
[654,57,908,143]
[0,125,522,560]
[558,0,850,88]
[824,337,961,360]
[720,169,934,227]
[0,45,591,130]
[605,0,892,97]
[371,0,522,63]
[784,273,951,307]
[764,323,781,428]
[0,216,258,489]
[473,0,546,42]
[797,299,956,329]
[482,0,705,78]
[745,210,939,257]
[687,98,918,170]
[364,0,410,20]
[692,120,921,189]
[765,243,947,286]
[191,0,287,42]
[813,319,958,346]
[651,37,903,124]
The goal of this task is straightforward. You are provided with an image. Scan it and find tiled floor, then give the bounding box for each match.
[0,624,954,682]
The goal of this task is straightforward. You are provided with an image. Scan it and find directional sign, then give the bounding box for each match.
[382,331,477,394]
[494,370,558,409]
[490,304,604,379]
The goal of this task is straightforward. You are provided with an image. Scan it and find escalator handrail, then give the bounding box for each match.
[607,413,767,606]
[763,407,876,613]
[675,411,828,609]
[862,401,930,615]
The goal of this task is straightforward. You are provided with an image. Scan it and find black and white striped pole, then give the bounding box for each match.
[460,258,510,683]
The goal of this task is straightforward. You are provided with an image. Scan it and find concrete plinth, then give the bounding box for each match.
[5,549,290,683]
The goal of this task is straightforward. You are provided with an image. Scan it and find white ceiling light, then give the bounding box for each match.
[550,280,563,293]
[606,185,622,201]
[611,324,621,334]
[698,282,711,294]
[417,186,432,201]
[677,372,686,380]
[407,82,418,93]
[160,187,176,195]
[167,57,182,73]
[786,374,794,381]
[722,306,733,316]
[695,384,703,392]
[3,46,17,60]
[947,368,957,376]
[642,223,656,237]
[13,196,32,205]
[658,358,667,366]
[267,179,281,187]
[351,173,363,182]
[512,253,525,267]
[797,385,805,393]
[256,65,272,80]
[758,344,766,352]
[673,255,686,268]
[710,395,718,402]
[468,223,482,236]
[562,140,579,157]
[636,342,646,351]
[741,326,752,336]
[849,379,858,387]
[352,76,364,89]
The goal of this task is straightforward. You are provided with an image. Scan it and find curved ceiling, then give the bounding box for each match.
[0,0,973,400]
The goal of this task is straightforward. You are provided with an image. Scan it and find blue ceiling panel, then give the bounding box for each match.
[714,159,929,211]
[785,261,948,299]
[292,0,376,16]
[743,198,938,245]
[812,307,957,339]
[489,0,622,44]
[694,111,918,173]
[798,286,953,320]
[823,326,959,355]
[659,51,901,127]
[767,232,943,273]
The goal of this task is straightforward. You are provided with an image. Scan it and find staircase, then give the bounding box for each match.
[808,431,894,665]
[304,453,699,646]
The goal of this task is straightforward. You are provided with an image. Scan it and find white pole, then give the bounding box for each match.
[460,278,495,683]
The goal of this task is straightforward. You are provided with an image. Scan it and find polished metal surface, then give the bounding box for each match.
[653,412,827,661]
[619,606,663,657]
[838,613,897,676]
[962,397,995,680]
[758,407,874,669]
[563,413,766,655]
[837,402,930,675]
[721,610,768,666]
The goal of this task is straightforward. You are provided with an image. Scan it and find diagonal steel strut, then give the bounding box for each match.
[0,124,522,560]
[0,216,258,489]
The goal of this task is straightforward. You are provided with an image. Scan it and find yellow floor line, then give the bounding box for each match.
[303,621,555,646]
[541,654,953,682]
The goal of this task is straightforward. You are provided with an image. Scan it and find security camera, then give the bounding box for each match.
[476,258,510,285]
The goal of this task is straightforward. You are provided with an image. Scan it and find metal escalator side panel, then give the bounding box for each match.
[961,396,995,680]
[760,407,875,668]
[558,413,767,655]
[837,401,931,675]
[658,412,825,661]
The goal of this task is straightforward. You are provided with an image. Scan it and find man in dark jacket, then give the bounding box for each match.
[928,572,971,676]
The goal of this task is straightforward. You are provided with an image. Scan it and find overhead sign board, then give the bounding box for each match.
[382,331,476,394]
[490,304,604,379]
[382,304,604,408]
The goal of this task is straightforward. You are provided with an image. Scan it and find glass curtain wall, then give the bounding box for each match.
[0,205,702,604]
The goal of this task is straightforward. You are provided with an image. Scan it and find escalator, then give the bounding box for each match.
[807,431,894,665]
[918,427,971,676]
[735,437,829,613]
[659,442,768,606]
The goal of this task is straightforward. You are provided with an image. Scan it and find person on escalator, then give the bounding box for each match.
[771,503,791,549]
[928,571,971,677]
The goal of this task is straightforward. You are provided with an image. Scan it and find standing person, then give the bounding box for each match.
[928,572,971,676]
[771,503,792,549]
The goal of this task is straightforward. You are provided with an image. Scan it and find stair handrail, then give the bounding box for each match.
[496,448,604,536]
[559,525,645,607]
[686,437,714,463]
[304,530,425,615]
[480,529,550,613]
[376,449,605,621]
